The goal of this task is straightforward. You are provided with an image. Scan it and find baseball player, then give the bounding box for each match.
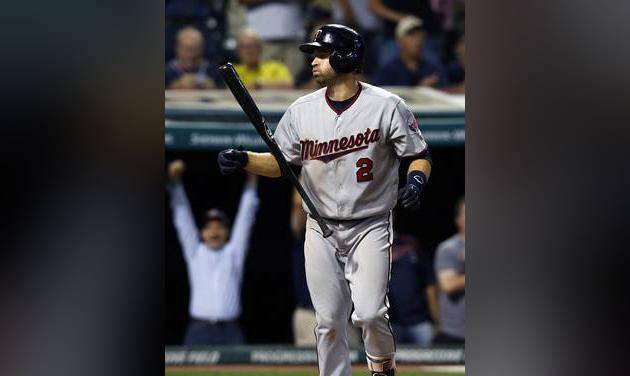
[218,24,432,376]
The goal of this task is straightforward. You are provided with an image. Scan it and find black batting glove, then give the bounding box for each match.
[217,149,248,175]
[398,171,427,210]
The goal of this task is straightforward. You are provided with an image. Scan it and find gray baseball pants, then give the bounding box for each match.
[305,211,396,376]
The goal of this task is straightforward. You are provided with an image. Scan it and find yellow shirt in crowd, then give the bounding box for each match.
[234,61,293,88]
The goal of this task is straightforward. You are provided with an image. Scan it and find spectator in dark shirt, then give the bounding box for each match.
[443,33,465,94]
[165,0,229,64]
[388,232,439,346]
[372,17,446,87]
[165,26,222,90]
[367,0,442,66]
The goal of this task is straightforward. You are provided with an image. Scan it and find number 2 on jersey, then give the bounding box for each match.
[356,158,373,182]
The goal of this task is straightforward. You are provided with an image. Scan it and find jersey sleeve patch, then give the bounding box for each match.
[407,115,419,134]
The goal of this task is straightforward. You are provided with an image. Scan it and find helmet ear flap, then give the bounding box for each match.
[329,50,359,74]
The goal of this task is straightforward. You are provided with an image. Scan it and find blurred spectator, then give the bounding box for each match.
[372,17,446,87]
[430,0,465,63]
[434,197,465,345]
[332,0,383,77]
[388,233,439,346]
[234,29,294,89]
[167,160,259,345]
[367,0,442,67]
[226,0,248,41]
[165,0,230,64]
[290,186,362,347]
[442,33,465,94]
[239,0,305,77]
[165,27,223,90]
[431,0,464,34]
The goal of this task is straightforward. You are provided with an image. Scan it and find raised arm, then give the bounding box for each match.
[367,0,407,23]
[167,160,200,260]
[227,174,260,264]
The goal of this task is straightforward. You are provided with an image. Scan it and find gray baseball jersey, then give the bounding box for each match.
[274,82,427,220]
[273,82,428,376]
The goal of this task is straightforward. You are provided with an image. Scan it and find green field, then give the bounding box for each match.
[166,371,463,376]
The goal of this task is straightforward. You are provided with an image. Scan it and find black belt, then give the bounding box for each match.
[311,211,390,224]
[310,213,363,224]
[191,318,236,326]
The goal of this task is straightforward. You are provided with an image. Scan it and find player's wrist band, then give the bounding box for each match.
[407,170,427,192]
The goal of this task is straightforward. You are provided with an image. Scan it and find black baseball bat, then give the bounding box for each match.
[218,62,333,238]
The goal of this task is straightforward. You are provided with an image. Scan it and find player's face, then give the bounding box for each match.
[201,220,229,249]
[311,50,336,87]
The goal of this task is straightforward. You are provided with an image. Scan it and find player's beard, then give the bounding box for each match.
[315,75,331,87]
[314,71,338,88]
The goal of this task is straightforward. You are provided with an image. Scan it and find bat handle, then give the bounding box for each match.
[318,221,333,238]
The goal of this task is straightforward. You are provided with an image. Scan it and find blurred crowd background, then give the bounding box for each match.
[165,0,464,92]
[165,0,465,348]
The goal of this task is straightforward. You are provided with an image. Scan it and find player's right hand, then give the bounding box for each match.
[217,149,248,175]
[168,160,186,181]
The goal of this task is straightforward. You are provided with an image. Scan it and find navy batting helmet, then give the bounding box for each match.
[299,24,365,74]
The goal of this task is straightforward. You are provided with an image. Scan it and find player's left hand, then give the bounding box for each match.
[398,170,427,210]
[398,184,422,210]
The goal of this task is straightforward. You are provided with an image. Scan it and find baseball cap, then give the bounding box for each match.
[395,16,424,38]
[203,208,230,227]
